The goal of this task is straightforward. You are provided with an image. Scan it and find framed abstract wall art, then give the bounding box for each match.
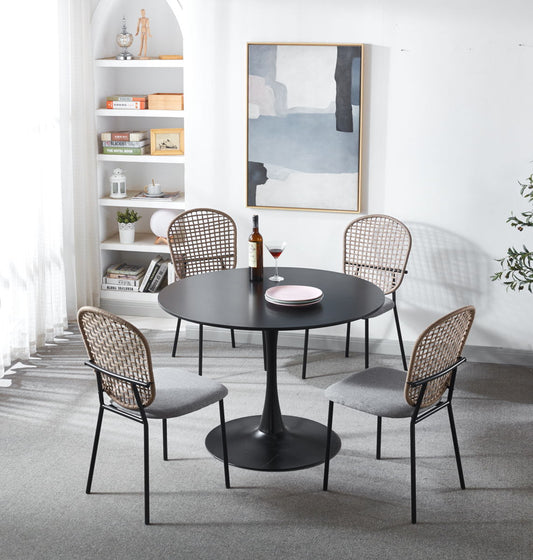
[247,43,364,213]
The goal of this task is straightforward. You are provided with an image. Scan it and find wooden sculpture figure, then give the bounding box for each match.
[136,9,151,58]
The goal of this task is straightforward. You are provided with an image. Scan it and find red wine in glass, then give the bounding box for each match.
[266,241,287,282]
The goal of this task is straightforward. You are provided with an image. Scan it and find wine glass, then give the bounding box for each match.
[266,241,287,282]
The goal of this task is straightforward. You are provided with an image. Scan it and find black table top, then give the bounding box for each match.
[158,267,384,332]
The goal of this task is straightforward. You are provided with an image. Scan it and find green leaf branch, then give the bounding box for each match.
[116,208,141,224]
[492,173,533,291]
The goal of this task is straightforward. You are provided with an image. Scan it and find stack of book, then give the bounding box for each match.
[101,131,150,155]
[102,263,146,291]
[139,256,171,293]
[106,95,148,110]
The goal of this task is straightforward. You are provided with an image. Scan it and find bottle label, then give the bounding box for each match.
[248,241,258,267]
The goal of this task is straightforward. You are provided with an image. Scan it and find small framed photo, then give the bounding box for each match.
[150,128,184,155]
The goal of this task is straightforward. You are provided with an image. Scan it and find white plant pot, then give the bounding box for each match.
[118,222,136,244]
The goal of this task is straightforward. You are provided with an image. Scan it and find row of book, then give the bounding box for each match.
[102,259,175,293]
[101,130,150,155]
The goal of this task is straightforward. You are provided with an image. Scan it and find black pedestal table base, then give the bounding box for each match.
[205,415,341,471]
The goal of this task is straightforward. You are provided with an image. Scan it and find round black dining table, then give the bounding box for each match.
[158,267,384,471]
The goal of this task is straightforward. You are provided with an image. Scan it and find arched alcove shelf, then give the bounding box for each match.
[92,0,186,317]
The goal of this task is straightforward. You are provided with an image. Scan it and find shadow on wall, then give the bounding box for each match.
[400,222,491,322]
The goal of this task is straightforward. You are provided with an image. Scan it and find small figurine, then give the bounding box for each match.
[135,9,151,58]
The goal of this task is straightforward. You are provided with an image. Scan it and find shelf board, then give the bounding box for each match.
[100,289,160,301]
[99,192,185,209]
[101,232,171,253]
[95,58,184,68]
[96,108,184,118]
[97,154,184,163]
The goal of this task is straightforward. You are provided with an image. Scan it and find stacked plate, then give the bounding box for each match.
[265,285,324,307]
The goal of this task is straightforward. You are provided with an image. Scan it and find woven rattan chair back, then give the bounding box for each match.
[344,214,412,295]
[405,306,475,407]
[167,208,237,279]
[77,306,155,410]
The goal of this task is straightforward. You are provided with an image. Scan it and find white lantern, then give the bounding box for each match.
[109,168,127,198]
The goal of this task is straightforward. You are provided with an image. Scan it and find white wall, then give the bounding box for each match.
[180,0,533,356]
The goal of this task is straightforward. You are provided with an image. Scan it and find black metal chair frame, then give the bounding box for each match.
[168,209,237,375]
[323,357,467,524]
[85,360,230,525]
[301,216,411,380]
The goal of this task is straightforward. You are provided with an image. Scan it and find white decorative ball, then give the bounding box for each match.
[150,209,181,240]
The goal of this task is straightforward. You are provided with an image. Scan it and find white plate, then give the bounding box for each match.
[265,285,323,304]
[266,294,323,307]
[144,192,164,198]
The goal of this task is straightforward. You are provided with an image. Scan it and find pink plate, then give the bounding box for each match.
[265,285,323,303]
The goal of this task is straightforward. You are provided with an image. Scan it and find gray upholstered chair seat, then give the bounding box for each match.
[146,368,228,419]
[116,367,228,419]
[325,367,414,418]
[363,296,394,319]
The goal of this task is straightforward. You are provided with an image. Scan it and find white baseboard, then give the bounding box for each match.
[184,324,533,367]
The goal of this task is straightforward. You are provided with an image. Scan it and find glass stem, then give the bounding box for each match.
[275,259,279,278]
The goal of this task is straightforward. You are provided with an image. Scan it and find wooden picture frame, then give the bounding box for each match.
[150,128,184,155]
[247,43,364,213]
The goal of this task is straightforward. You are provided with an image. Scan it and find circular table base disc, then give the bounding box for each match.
[205,415,341,472]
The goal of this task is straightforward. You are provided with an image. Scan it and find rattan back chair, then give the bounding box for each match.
[78,306,230,525]
[302,214,412,379]
[167,208,238,374]
[323,305,475,523]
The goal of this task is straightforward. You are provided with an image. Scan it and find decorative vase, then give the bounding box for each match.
[118,222,136,244]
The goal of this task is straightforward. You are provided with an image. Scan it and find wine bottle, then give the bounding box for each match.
[248,214,263,282]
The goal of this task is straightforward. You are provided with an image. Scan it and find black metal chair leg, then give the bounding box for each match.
[345,322,351,357]
[376,416,382,459]
[392,300,408,370]
[410,420,417,524]
[448,404,466,489]
[162,419,168,461]
[143,420,150,525]
[172,317,181,357]
[323,401,335,491]
[230,329,236,348]
[86,407,104,494]
[198,324,203,376]
[302,329,309,379]
[365,319,369,369]
[219,400,231,489]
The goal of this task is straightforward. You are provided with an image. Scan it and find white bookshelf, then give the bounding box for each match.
[92,0,185,317]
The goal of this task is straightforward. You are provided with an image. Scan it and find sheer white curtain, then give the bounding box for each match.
[0,1,99,376]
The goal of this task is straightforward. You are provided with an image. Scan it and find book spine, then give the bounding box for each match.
[138,257,162,292]
[106,263,145,275]
[102,146,150,155]
[106,95,148,102]
[148,263,168,293]
[142,263,161,292]
[101,283,137,291]
[102,140,149,148]
[110,132,148,141]
[103,276,142,287]
[106,100,147,109]
[106,272,144,279]
[167,261,176,284]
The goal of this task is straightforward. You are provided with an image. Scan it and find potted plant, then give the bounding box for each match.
[117,208,141,244]
[492,173,533,291]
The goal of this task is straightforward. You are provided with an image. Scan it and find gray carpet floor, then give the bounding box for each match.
[1,326,532,560]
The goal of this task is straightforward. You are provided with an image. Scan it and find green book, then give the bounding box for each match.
[102,146,150,155]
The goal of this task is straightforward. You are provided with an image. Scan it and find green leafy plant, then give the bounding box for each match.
[116,208,141,224]
[492,173,533,291]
